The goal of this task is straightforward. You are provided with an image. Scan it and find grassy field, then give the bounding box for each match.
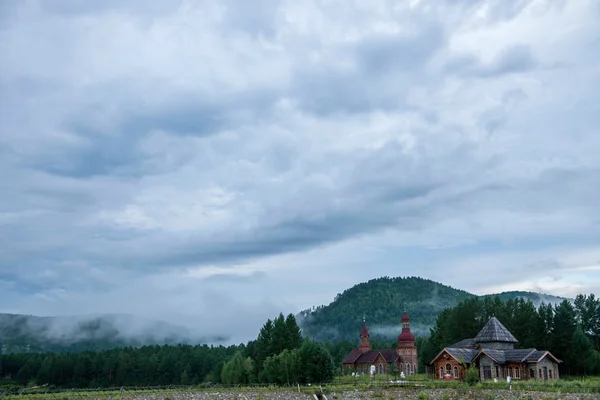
[2,375,600,399]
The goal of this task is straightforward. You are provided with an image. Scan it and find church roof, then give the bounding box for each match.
[342,349,399,364]
[474,317,518,343]
[472,348,562,364]
[361,321,370,337]
[342,348,363,363]
[449,338,477,348]
[445,347,480,364]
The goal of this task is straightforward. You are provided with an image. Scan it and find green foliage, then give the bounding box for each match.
[298,277,475,342]
[569,327,595,375]
[221,351,254,384]
[573,293,600,350]
[423,293,600,378]
[298,340,336,384]
[464,365,479,386]
[0,314,304,388]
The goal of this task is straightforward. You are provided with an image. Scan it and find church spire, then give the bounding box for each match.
[358,316,371,353]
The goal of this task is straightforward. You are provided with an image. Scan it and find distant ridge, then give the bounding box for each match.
[1,277,568,353]
[0,313,229,354]
[296,276,567,342]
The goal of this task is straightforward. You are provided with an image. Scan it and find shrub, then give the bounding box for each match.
[464,365,479,386]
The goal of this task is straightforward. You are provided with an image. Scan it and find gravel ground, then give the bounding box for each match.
[102,389,598,400]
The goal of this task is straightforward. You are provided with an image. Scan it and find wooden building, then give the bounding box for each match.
[342,312,418,376]
[430,317,561,381]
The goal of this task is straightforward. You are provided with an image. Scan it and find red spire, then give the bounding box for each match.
[361,321,370,338]
[398,312,415,344]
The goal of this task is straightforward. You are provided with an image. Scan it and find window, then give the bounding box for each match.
[508,367,513,377]
[483,366,492,380]
[515,367,520,379]
[407,363,411,375]
[495,366,499,378]
[379,363,384,374]
[539,369,542,379]
[549,370,552,379]
[413,363,417,375]
[445,363,451,375]
[440,366,444,378]
[529,369,534,378]
[453,366,458,378]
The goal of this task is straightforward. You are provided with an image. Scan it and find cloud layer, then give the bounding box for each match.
[1,0,599,343]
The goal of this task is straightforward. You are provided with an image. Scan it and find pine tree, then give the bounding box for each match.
[298,340,336,384]
[551,300,577,365]
[285,313,303,350]
[568,327,595,375]
[270,314,288,354]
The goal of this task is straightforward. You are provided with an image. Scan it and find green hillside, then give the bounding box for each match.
[297,276,567,342]
[1,277,568,354]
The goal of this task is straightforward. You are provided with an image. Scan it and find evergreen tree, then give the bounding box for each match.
[568,327,595,375]
[298,340,336,384]
[551,300,577,365]
[284,313,303,350]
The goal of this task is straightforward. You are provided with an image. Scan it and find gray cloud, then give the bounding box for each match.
[1,0,599,343]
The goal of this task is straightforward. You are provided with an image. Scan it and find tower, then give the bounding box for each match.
[397,312,418,375]
[358,316,372,353]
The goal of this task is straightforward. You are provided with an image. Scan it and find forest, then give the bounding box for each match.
[1,293,599,391]
[419,294,600,376]
[0,313,339,389]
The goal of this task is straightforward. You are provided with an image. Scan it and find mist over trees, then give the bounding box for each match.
[0,313,337,388]
[1,290,598,390]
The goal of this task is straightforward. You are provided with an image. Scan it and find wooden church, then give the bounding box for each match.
[342,312,418,376]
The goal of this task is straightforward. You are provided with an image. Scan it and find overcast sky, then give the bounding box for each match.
[1,0,599,343]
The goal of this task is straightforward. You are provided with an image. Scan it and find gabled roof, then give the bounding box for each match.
[472,348,563,364]
[430,347,479,365]
[475,317,518,343]
[475,349,506,363]
[504,349,537,363]
[342,348,363,363]
[449,338,477,348]
[446,348,480,364]
[525,350,562,364]
[343,349,400,364]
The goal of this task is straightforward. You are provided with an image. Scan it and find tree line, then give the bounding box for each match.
[2,293,598,390]
[0,313,339,389]
[419,294,600,376]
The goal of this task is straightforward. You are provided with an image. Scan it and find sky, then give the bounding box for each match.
[1,0,599,343]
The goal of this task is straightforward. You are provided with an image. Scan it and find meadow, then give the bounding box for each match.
[2,374,600,400]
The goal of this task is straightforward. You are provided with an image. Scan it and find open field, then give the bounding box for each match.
[1,388,599,400]
[2,376,600,400]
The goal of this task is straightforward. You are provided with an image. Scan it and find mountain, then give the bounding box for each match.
[0,313,228,354]
[1,277,568,354]
[296,276,568,342]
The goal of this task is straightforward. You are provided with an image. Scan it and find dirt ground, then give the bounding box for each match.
[104,388,598,400]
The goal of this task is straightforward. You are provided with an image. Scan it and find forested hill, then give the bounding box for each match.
[297,276,567,342]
